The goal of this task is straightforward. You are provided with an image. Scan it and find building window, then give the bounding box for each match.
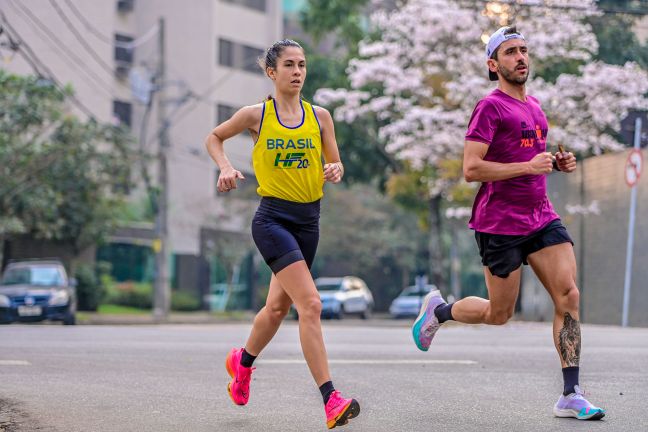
[221,0,266,12]
[218,39,234,67]
[113,100,132,127]
[115,34,134,63]
[242,44,264,73]
[217,38,263,74]
[115,34,134,77]
[117,0,134,13]
[217,104,237,125]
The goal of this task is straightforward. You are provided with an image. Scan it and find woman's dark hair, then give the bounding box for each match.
[258,39,303,74]
[259,39,304,100]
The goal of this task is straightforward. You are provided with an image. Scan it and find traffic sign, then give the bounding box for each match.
[625,149,643,187]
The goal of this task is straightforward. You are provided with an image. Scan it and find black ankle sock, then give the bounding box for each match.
[562,366,579,395]
[240,348,257,368]
[319,381,335,405]
[434,302,454,323]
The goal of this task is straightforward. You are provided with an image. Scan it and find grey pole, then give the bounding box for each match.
[621,117,642,327]
[153,17,170,321]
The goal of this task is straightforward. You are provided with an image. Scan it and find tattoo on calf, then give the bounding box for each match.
[559,312,581,366]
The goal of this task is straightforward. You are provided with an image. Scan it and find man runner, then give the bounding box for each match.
[412,26,605,421]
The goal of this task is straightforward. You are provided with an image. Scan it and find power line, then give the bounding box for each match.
[62,0,112,44]
[147,58,266,149]
[6,0,115,97]
[47,0,125,80]
[0,12,98,120]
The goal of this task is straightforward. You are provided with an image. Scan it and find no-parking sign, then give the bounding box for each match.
[625,149,643,187]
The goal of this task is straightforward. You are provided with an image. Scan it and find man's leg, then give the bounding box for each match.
[451,267,521,325]
[527,242,605,419]
[412,266,521,351]
[527,243,580,371]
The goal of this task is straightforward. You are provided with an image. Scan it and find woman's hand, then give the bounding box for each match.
[217,167,245,192]
[323,162,343,183]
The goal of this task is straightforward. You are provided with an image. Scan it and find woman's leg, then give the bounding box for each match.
[274,260,330,386]
[244,274,292,356]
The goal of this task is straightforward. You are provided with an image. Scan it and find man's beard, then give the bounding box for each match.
[499,63,529,85]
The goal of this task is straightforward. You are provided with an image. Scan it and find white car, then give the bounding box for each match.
[315,276,374,319]
[389,284,437,318]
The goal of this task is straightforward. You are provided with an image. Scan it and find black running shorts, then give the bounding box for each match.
[475,219,573,278]
[251,197,320,274]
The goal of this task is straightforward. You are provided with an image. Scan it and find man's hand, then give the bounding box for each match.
[555,151,577,173]
[528,152,554,175]
[217,167,245,192]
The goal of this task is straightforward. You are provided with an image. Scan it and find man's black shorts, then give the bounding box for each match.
[475,219,573,278]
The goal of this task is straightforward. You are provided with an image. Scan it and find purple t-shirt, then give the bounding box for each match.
[465,89,559,235]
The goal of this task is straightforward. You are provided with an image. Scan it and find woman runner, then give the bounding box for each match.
[205,39,360,430]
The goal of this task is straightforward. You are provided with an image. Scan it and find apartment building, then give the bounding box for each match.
[1,0,282,302]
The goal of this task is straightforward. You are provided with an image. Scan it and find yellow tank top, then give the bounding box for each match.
[253,98,324,203]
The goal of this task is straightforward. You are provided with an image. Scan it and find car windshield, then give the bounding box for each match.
[1,266,64,287]
[404,291,427,297]
[402,286,431,297]
[316,283,341,292]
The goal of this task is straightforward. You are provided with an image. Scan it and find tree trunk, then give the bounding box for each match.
[428,195,446,293]
[0,234,4,271]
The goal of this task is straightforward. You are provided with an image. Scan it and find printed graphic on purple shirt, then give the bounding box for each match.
[465,89,559,235]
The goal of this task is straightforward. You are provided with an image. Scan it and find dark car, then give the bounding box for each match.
[0,260,77,325]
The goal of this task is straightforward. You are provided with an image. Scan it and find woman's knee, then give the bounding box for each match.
[265,303,290,323]
[297,297,322,320]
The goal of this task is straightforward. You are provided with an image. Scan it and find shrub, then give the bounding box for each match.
[104,281,152,309]
[171,290,201,311]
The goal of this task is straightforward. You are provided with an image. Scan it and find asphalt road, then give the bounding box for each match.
[1,320,646,431]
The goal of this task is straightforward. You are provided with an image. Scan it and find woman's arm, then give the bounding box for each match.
[205,104,261,192]
[315,106,343,184]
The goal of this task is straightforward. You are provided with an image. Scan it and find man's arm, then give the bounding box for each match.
[463,140,554,183]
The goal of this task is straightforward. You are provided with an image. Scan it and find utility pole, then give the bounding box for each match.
[621,117,643,327]
[153,17,170,321]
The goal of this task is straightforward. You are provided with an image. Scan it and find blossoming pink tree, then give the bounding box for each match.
[315,0,648,291]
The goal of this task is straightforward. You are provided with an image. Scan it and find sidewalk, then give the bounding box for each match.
[76,310,256,325]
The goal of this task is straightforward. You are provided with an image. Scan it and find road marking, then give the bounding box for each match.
[0,360,31,366]
[259,359,476,365]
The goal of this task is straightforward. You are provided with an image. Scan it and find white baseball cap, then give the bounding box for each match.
[485,26,525,81]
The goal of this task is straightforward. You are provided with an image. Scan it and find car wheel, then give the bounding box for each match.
[361,307,372,320]
[63,312,76,325]
[335,305,344,320]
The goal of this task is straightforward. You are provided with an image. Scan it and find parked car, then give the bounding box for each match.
[389,284,437,318]
[293,276,374,320]
[0,260,77,325]
[315,276,373,319]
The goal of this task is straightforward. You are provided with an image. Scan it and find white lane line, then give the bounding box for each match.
[0,360,31,366]
[259,359,476,365]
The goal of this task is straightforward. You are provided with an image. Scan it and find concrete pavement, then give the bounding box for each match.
[1,321,646,431]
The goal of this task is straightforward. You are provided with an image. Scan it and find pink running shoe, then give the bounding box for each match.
[225,348,254,406]
[325,390,360,429]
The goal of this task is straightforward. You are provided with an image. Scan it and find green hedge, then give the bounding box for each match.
[104,281,153,309]
[171,290,201,311]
